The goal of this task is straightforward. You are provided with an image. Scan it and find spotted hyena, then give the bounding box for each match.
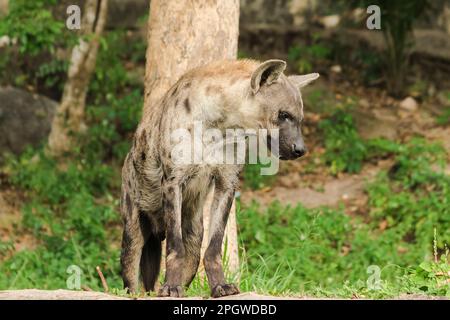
[120,59,319,297]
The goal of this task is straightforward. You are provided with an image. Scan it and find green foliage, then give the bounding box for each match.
[243,162,276,190]
[237,201,449,297]
[406,258,450,296]
[436,93,450,125]
[355,49,383,84]
[319,107,368,174]
[0,1,75,94]
[437,109,450,126]
[0,0,64,56]
[36,59,69,90]
[288,34,331,73]
[0,27,144,291]
[238,137,450,297]
[237,136,449,297]
[91,33,131,99]
[318,103,446,178]
[83,90,142,162]
[352,0,430,96]
[366,138,450,253]
[81,29,144,164]
[0,148,122,290]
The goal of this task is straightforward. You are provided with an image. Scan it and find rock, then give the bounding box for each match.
[351,8,365,22]
[330,65,342,73]
[318,15,340,29]
[0,87,57,159]
[0,35,13,48]
[399,97,419,111]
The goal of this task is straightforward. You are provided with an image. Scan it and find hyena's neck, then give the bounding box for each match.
[202,79,262,132]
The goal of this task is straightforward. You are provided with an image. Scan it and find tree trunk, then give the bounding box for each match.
[47,0,108,156]
[0,0,8,16]
[144,0,240,281]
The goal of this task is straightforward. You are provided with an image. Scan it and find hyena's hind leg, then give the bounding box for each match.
[140,214,164,292]
[181,198,204,288]
[120,192,149,294]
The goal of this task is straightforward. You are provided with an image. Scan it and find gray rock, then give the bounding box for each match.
[0,87,57,158]
[399,97,419,112]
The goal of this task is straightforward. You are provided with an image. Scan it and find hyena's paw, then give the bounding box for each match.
[211,283,240,298]
[158,284,184,298]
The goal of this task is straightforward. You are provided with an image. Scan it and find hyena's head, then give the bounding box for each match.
[249,59,319,160]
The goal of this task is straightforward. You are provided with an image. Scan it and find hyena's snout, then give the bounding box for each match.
[292,136,307,158]
[277,118,308,160]
[280,131,307,160]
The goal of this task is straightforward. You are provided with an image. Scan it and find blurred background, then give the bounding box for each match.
[0,0,449,298]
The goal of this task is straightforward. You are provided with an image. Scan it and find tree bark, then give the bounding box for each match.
[47,0,108,156]
[144,0,240,281]
[0,0,8,16]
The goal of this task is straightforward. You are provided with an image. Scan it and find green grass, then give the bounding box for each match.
[0,148,123,290]
[242,162,276,190]
[0,26,143,291]
[436,91,450,125]
[235,136,450,298]
[319,105,368,174]
[236,202,449,298]
[288,33,332,74]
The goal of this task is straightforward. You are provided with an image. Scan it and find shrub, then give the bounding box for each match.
[319,107,367,174]
[352,0,430,96]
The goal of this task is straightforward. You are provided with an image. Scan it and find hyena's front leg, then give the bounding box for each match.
[120,193,148,294]
[204,182,240,298]
[158,182,185,297]
[181,201,204,287]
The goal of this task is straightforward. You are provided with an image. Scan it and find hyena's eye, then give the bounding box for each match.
[278,111,293,122]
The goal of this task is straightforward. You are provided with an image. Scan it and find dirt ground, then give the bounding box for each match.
[0,289,447,300]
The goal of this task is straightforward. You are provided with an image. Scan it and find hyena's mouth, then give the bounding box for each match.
[267,135,293,160]
[267,134,296,160]
[266,134,280,158]
[279,154,298,161]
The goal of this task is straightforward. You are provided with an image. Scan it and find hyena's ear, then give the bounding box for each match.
[251,59,286,94]
[288,73,320,89]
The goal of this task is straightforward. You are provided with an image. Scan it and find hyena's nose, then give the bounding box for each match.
[293,144,307,158]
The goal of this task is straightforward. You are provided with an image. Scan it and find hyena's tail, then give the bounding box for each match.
[140,233,162,291]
